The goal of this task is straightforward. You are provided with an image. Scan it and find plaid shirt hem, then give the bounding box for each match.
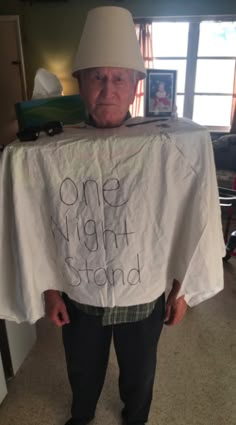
[71,299,158,326]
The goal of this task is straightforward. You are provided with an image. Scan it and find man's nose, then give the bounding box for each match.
[101,80,115,98]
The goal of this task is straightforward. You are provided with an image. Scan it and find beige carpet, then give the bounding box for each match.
[0,261,236,425]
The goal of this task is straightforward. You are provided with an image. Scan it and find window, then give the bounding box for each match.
[152,22,189,117]
[137,18,236,131]
[193,21,236,129]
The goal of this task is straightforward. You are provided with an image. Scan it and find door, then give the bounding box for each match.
[0,16,36,395]
[0,353,7,404]
[0,16,27,145]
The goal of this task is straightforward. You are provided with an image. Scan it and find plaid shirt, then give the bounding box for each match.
[71,299,158,326]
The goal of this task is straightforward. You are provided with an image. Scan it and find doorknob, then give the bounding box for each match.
[11,60,21,65]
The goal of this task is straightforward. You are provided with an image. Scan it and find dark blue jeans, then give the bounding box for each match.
[62,293,165,425]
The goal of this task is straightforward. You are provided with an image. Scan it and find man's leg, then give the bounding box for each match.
[62,296,112,425]
[113,294,165,425]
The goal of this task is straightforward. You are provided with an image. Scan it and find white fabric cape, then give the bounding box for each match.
[0,118,225,323]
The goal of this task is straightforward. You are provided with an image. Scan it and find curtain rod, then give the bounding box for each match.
[134,14,236,23]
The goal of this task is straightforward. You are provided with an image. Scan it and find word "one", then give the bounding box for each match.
[60,177,129,208]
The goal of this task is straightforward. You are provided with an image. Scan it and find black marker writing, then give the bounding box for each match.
[51,215,69,242]
[60,178,78,206]
[84,219,99,252]
[102,178,129,207]
[83,179,101,206]
[59,177,129,209]
[65,254,141,287]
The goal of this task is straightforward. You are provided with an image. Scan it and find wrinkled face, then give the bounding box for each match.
[78,67,138,128]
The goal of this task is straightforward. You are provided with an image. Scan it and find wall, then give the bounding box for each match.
[1,0,236,96]
[123,0,236,17]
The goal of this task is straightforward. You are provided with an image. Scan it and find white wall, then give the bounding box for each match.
[5,322,36,375]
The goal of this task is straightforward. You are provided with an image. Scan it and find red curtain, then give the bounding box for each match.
[230,63,236,133]
[130,23,154,117]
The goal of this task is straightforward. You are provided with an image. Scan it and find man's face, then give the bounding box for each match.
[78,67,138,128]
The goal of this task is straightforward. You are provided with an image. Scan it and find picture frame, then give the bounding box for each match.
[145,69,177,117]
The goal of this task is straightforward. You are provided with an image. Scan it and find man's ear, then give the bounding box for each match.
[76,73,84,99]
[130,80,139,104]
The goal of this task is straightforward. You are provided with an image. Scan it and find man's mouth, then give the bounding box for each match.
[97,103,117,107]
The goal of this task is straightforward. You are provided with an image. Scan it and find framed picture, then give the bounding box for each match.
[145,69,177,117]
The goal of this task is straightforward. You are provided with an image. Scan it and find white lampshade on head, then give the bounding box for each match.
[72,6,146,80]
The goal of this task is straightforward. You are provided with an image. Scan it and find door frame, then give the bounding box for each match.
[0,15,27,100]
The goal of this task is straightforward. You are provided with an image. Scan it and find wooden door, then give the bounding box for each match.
[0,17,36,399]
[0,16,27,145]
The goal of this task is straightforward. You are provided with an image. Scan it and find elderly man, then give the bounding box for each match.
[45,60,187,422]
[44,6,190,425]
[44,6,187,425]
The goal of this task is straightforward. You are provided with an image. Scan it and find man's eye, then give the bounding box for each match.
[95,74,102,81]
